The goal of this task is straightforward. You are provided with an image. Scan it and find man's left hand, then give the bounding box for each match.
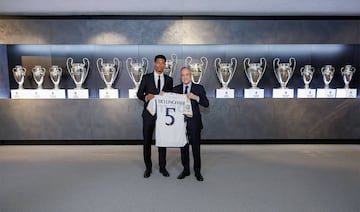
[187,92,199,102]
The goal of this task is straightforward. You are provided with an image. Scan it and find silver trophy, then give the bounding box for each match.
[164,54,177,77]
[214,58,237,89]
[185,56,208,84]
[321,65,335,89]
[12,65,26,89]
[244,58,267,89]
[300,65,315,89]
[66,57,90,89]
[126,57,149,90]
[32,65,46,89]
[340,65,356,89]
[97,58,121,89]
[273,57,296,89]
[49,65,62,89]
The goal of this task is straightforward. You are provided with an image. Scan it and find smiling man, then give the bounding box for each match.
[173,67,209,181]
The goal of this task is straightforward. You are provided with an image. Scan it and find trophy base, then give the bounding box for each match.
[316,89,336,98]
[99,89,119,99]
[216,89,234,98]
[67,89,89,99]
[336,88,357,98]
[272,88,294,98]
[46,89,66,99]
[244,88,264,98]
[128,89,138,99]
[297,89,316,98]
[11,89,66,99]
[11,89,32,99]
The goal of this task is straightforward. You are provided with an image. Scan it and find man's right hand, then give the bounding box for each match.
[145,93,155,102]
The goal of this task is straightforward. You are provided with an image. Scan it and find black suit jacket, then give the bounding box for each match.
[173,83,209,129]
[137,72,173,120]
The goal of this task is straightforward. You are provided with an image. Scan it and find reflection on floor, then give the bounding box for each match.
[0,145,359,212]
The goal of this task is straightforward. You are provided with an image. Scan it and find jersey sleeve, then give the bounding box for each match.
[146,97,157,116]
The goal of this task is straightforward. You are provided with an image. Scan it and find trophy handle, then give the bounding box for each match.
[273,58,280,71]
[185,56,192,67]
[170,53,177,63]
[66,57,73,75]
[82,58,90,83]
[41,67,46,75]
[170,53,177,73]
[229,57,237,81]
[214,58,222,83]
[351,67,356,73]
[273,58,280,80]
[330,66,335,73]
[113,57,121,81]
[126,57,134,80]
[260,58,267,76]
[300,67,305,75]
[289,57,296,71]
[311,66,315,73]
[200,56,208,76]
[341,66,346,75]
[96,58,103,74]
[142,57,149,74]
[243,58,250,71]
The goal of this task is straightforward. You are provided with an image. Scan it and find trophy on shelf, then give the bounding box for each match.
[66,57,90,99]
[12,65,26,89]
[297,65,316,98]
[300,65,315,89]
[164,53,177,77]
[66,57,90,89]
[48,65,66,99]
[340,65,356,89]
[272,57,296,98]
[97,58,121,98]
[126,57,149,98]
[214,57,237,98]
[243,57,266,98]
[185,56,208,84]
[321,65,335,89]
[97,58,121,90]
[336,65,357,98]
[32,65,46,89]
[317,65,336,98]
[49,65,62,89]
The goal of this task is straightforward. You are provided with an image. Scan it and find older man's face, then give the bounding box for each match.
[180,68,192,84]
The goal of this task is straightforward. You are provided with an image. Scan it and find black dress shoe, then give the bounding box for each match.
[177,170,190,179]
[195,173,204,181]
[144,169,152,178]
[160,169,170,177]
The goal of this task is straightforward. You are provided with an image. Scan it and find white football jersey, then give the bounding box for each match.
[147,93,193,147]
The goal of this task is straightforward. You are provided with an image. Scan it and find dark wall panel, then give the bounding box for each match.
[1,99,359,141]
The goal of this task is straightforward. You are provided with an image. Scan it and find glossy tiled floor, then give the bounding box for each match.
[0,145,359,212]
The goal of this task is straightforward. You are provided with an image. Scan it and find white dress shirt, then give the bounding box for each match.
[154,71,164,91]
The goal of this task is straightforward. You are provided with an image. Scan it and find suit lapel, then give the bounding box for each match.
[150,72,157,91]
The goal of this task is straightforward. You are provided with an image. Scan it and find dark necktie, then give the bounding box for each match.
[157,75,161,94]
[184,85,189,94]
[184,85,189,122]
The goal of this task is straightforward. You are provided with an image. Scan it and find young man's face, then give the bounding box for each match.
[154,58,166,74]
[180,68,192,85]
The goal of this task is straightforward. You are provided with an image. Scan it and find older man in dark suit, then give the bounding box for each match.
[173,67,209,181]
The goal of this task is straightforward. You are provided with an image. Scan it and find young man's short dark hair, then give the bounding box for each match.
[154,55,167,62]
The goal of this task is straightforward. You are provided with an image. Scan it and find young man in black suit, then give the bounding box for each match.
[173,67,209,181]
[137,55,173,178]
